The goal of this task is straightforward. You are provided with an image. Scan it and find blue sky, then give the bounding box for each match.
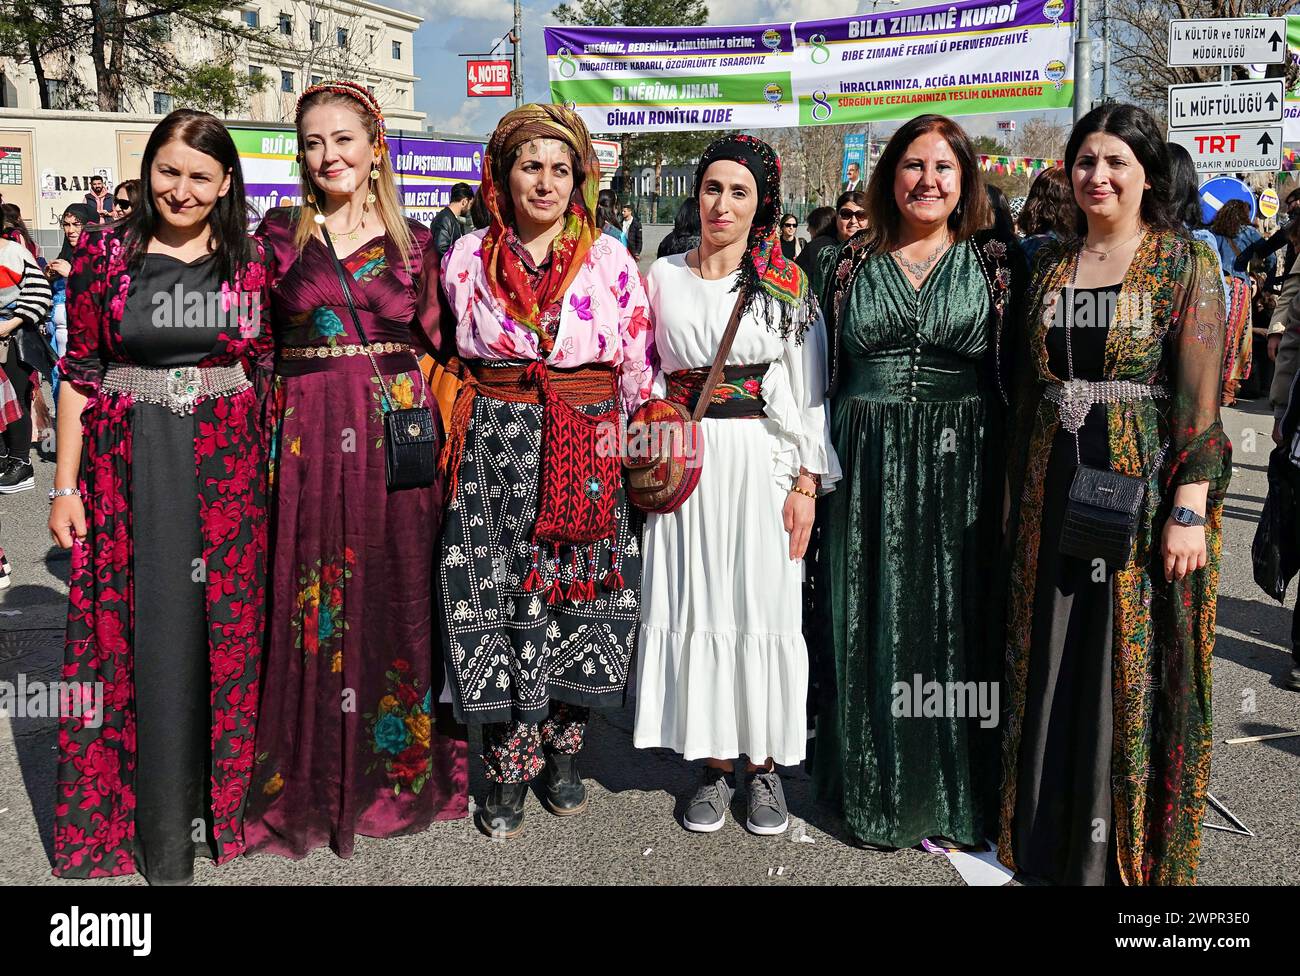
[394,0,1071,141]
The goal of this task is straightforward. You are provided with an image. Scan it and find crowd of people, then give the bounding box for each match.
[0,83,1283,888]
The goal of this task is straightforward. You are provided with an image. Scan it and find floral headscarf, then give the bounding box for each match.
[480,103,601,354]
[692,134,812,341]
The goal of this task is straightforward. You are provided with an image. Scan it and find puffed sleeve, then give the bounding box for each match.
[2,244,52,328]
[1166,238,1230,490]
[56,228,108,395]
[616,252,655,417]
[411,225,457,365]
[767,300,841,492]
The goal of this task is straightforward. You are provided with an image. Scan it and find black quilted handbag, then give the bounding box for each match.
[1060,465,1147,571]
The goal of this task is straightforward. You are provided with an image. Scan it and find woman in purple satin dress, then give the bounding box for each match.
[243,81,468,860]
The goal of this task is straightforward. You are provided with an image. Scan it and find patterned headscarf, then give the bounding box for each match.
[480,103,601,354]
[692,134,810,340]
[295,80,388,154]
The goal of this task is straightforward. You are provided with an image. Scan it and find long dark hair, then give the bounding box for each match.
[1064,102,1177,235]
[1018,165,1075,237]
[806,205,835,239]
[121,109,253,284]
[863,114,992,252]
[985,183,1015,239]
[1165,142,1204,232]
[1,203,36,251]
[672,197,700,238]
[596,188,619,230]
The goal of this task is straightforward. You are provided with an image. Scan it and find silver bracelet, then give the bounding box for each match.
[48,487,81,503]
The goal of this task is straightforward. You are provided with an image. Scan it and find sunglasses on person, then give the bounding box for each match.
[838,208,867,222]
[782,221,797,228]
[113,197,131,210]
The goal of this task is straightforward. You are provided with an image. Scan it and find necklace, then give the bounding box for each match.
[891,234,950,281]
[1081,227,1144,262]
[326,205,369,242]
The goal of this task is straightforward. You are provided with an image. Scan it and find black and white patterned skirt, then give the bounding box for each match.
[437,390,642,725]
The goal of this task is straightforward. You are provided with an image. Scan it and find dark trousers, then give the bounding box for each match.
[0,353,32,463]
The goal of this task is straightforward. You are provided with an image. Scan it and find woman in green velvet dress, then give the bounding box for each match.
[812,115,1024,850]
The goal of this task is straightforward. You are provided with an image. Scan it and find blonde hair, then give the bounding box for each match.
[292,88,415,269]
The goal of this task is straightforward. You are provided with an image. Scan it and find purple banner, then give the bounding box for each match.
[796,0,1073,42]
[545,22,794,57]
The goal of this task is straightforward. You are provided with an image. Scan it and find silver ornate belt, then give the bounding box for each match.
[1044,379,1168,434]
[102,362,251,416]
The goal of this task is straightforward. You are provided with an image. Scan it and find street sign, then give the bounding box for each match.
[466,60,513,98]
[593,139,621,172]
[1199,177,1256,225]
[1260,187,1280,219]
[1168,79,1284,129]
[1168,18,1288,67]
[1168,125,1282,174]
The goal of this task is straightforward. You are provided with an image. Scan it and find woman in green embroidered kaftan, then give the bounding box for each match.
[999,104,1229,886]
[812,116,1021,850]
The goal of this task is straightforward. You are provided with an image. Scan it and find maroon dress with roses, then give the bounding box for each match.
[52,227,273,881]
[242,210,467,860]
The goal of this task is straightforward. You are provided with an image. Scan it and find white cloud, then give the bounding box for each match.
[395,0,513,22]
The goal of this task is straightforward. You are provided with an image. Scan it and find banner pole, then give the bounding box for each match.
[1074,0,1092,123]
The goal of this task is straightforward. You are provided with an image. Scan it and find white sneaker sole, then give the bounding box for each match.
[0,478,34,494]
[746,816,789,836]
[682,811,728,833]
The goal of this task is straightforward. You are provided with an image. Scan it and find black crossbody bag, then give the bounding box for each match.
[1057,280,1166,571]
[322,228,438,491]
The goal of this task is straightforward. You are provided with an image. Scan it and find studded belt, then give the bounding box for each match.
[102,362,251,416]
[280,341,412,360]
[1044,379,1168,434]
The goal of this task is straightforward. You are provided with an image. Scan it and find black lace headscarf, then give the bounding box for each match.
[692,134,814,343]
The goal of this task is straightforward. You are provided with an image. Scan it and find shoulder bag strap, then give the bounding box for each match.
[321,227,429,413]
[689,286,747,423]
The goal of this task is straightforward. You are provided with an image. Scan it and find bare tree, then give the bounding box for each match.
[1014,116,1071,159]
[1105,0,1297,123]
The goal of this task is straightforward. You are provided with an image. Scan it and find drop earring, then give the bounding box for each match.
[309,192,326,225]
[367,159,379,206]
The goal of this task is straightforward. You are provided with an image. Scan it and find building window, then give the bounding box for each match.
[392,40,401,59]
[241,9,258,28]
[153,91,173,115]
[337,27,348,47]
[311,74,323,86]
[280,70,294,93]
[396,88,406,100]
[366,85,375,96]
[279,13,291,34]
[249,64,263,82]
[309,19,320,41]
[151,14,173,39]
[368,33,375,52]
[46,78,68,108]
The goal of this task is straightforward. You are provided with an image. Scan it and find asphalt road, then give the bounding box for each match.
[1,293,1297,886]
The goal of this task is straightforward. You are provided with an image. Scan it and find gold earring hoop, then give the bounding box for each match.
[367,159,379,206]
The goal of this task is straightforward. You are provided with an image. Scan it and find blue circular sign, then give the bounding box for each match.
[1200,177,1256,226]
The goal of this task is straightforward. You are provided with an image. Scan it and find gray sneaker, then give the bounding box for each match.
[682,766,734,833]
[746,770,789,835]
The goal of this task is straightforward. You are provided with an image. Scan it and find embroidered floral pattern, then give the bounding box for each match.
[362,660,435,794]
[292,550,356,662]
[480,703,589,783]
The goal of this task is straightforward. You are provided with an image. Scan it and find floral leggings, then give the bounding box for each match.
[481,702,589,783]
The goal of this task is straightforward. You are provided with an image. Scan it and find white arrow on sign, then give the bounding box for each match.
[469,83,501,95]
[1169,78,1284,129]
[1167,125,1283,174]
[1168,18,1287,67]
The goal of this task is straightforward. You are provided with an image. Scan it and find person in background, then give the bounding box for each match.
[621,203,643,261]
[1209,199,1270,285]
[807,190,868,301]
[597,188,625,245]
[794,205,837,285]
[1,204,39,261]
[469,186,491,230]
[1016,165,1075,268]
[433,181,473,257]
[0,237,53,492]
[778,211,801,261]
[84,174,113,222]
[1266,250,1300,691]
[805,206,834,242]
[985,182,1016,239]
[657,197,701,258]
[1239,187,1300,297]
[842,161,864,193]
[112,179,141,219]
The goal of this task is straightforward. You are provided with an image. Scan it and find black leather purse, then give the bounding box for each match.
[322,228,438,491]
[1056,282,1164,571]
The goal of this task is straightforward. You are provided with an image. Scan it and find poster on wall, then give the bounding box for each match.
[545,0,1074,134]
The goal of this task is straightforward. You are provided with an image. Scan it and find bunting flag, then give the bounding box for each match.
[1282,147,1300,172]
[977,154,1063,177]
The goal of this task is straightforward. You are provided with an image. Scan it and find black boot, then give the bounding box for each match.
[539,751,588,816]
[477,781,527,839]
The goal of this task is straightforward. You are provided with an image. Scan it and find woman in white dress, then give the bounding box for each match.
[634,134,839,835]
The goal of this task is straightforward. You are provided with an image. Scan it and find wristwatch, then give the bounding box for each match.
[48,487,81,503]
[1170,505,1206,527]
